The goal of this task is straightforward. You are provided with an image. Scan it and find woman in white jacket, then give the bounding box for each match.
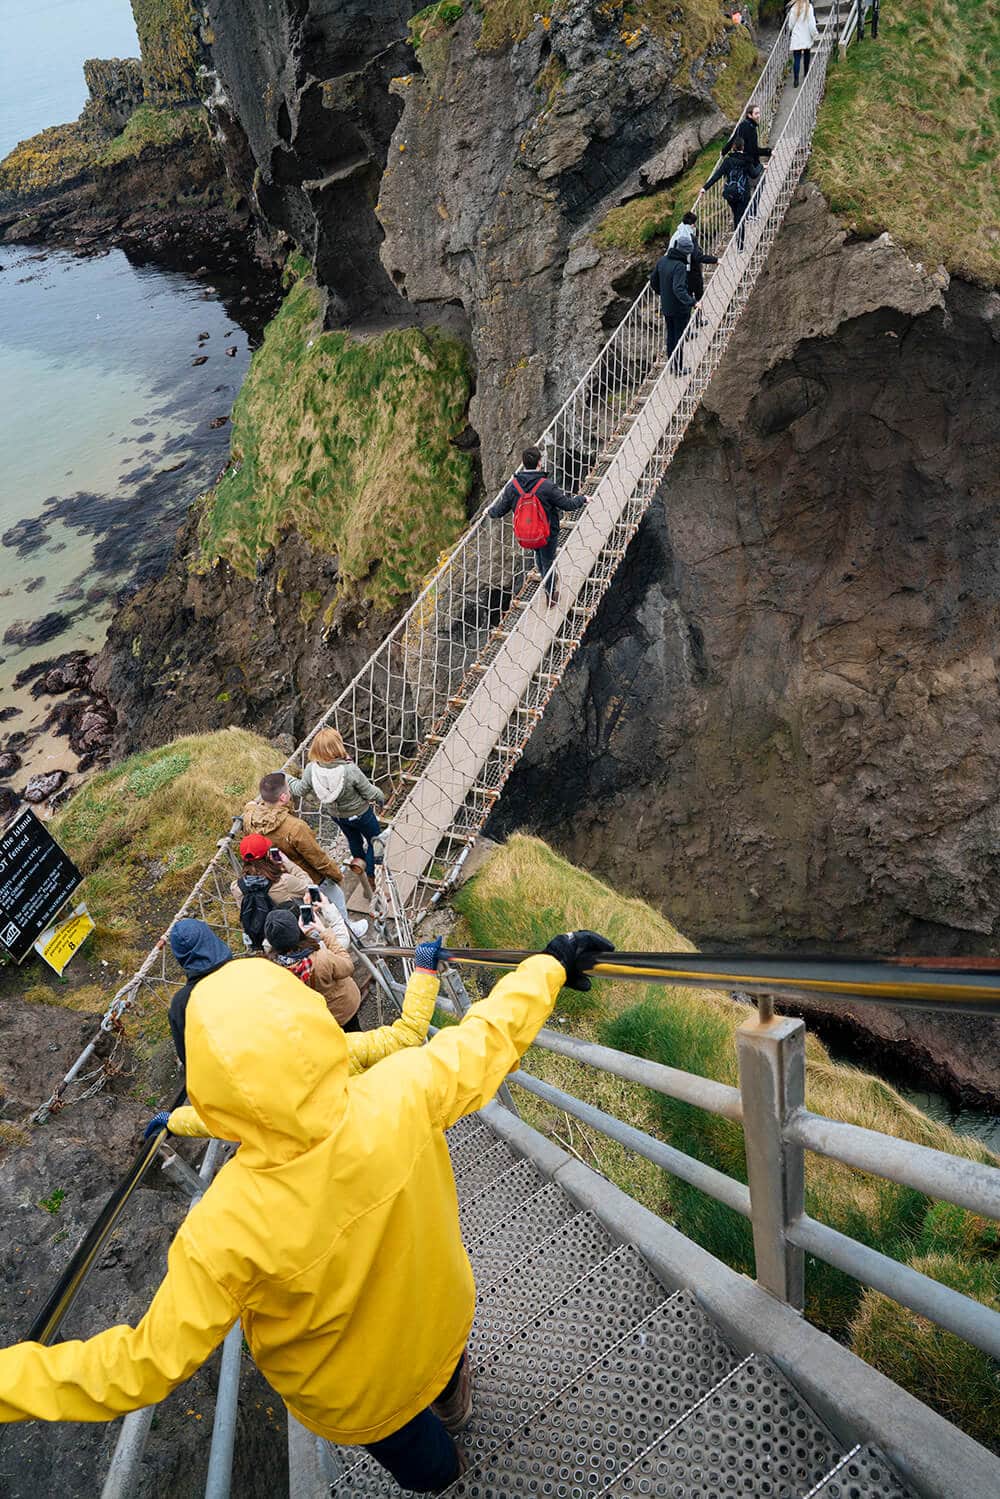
[788,0,820,85]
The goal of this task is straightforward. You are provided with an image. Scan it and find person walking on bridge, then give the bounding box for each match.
[287,727,386,883]
[650,237,700,372]
[703,137,754,250]
[725,104,771,174]
[242,771,349,919]
[667,211,718,312]
[787,0,820,84]
[489,446,588,606]
[0,928,614,1494]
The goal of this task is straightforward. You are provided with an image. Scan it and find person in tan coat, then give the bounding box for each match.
[242,772,345,892]
[263,908,361,1029]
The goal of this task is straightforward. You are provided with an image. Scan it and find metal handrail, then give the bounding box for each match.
[785,1108,1000,1219]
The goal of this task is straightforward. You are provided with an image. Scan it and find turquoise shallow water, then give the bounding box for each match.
[0,243,251,734]
[0,2,255,771]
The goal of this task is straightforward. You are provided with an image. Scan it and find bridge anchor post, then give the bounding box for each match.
[736,1013,806,1310]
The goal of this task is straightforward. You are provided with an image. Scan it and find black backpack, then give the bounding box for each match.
[237,874,275,948]
[723,162,750,203]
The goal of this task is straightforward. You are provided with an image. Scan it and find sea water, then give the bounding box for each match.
[0,1,252,770]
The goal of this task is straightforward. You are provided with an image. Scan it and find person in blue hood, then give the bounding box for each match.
[167,919,234,1067]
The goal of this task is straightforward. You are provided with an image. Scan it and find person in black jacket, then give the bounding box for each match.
[725,105,771,174]
[650,242,699,372]
[704,139,754,250]
[489,447,588,605]
[167,918,234,1066]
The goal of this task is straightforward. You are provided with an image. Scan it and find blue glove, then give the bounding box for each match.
[144,1110,172,1141]
[414,936,450,973]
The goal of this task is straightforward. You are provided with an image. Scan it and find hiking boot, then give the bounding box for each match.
[348,918,369,940]
[371,836,385,864]
[432,1357,473,1434]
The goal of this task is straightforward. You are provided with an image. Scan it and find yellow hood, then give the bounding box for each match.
[185,958,348,1167]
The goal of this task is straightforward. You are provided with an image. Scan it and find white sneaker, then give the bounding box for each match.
[349,919,369,939]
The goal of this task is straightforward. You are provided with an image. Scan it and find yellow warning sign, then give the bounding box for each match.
[34,902,95,976]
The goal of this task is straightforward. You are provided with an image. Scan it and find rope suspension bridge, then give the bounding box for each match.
[13,7,1000,1498]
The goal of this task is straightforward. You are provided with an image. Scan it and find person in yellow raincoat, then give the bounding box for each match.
[0,929,612,1492]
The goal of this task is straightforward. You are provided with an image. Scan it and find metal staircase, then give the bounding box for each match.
[289,1111,915,1499]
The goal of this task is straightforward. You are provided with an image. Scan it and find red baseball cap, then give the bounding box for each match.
[239,833,272,860]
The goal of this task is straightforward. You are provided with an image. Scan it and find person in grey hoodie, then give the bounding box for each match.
[287,728,386,880]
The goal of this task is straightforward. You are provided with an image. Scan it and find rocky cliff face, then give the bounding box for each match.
[377,3,729,485]
[96,0,743,748]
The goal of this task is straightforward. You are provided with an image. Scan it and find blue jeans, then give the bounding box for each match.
[336,807,382,880]
[363,1358,464,1492]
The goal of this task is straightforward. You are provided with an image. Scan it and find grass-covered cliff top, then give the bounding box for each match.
[3,731,276,1081]
[454,834,1000,1448]
[197,268,474,616]
[96,103,207,167]
[0,104,206,207]
[811,0,999,285]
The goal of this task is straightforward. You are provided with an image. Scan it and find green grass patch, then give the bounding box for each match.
[52,729,275,940]
[410,0,466,49]
[812,0,1000,285]
[196,276,474,615]
[595,135,727,252]
[96,104,206,167]
[455,834,1000,1446]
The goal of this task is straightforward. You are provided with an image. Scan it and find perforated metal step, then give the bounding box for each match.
[327,1241,668,1496]
[466,1181,579,1288]
[458,1157,547,1241]
[601,1354,842,1498]
[456,1290,740,1499]
[451,1139,517,1200]
[470,1210,617,1356]
[801,1444,918,1498]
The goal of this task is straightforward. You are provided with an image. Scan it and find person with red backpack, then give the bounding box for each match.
[488,446,588,605]
[263,908,362,1031]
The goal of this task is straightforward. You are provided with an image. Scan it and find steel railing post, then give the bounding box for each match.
[736,1013,806,1309]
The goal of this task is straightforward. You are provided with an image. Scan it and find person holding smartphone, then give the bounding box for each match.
[261,908,362,1031]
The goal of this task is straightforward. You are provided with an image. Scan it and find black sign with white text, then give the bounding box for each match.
[0,809,81,964]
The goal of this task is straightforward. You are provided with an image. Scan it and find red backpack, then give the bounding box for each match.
[511,476,550,549]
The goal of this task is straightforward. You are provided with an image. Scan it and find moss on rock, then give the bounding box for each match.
[196,273,475,615]
[129,0,203,103]
[96,104,207,167]
[0,122,100,206]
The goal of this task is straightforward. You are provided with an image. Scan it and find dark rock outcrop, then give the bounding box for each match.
[203,0,417,321]
[94,509,396,752]
[378,5,728,485]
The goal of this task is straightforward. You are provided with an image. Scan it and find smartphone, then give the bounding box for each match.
[298,902,313,924]
[308,886,323,905]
